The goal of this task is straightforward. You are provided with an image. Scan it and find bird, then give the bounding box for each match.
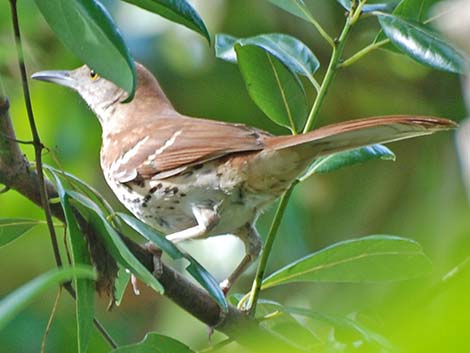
[32,63,456,294]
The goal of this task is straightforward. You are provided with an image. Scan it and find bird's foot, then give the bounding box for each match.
[219,279,232,296]
[130,274,141,295]
[144,242,163,278]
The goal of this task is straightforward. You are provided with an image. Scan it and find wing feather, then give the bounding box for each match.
[103,115,269,182]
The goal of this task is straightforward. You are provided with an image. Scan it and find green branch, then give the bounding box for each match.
[246,1,368,316]
[246,183,296,315]
[303,1,367,133]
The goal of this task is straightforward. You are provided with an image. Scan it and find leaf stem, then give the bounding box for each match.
[307,15,335,48]
[291,2,334,48]
[41,287,62,353]
[307,74,321,93]
[339,39,389,68]
[246,1,366,316]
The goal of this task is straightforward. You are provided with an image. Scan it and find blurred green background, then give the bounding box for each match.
[0,0,469,352]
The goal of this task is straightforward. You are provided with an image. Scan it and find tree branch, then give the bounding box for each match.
[0,96,302,352]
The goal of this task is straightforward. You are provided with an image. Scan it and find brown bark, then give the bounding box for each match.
[0,96,302,352]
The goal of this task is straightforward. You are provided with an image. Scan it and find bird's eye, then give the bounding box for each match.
[90,70,100,81]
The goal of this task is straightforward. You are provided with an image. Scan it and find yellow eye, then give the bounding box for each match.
[90,70,99,80]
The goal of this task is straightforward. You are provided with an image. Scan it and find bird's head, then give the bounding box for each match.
[31,65,127,123]
[32,63,173,127]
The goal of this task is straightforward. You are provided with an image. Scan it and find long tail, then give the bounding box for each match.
[265,116,457,157]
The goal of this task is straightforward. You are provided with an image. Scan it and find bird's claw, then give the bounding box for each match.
[145,242,163,277]
[219,279,231,296]
[130,274,141,295]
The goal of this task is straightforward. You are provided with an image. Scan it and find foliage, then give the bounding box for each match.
[109,332,194,353]
[0,0,467,353]
[261,235,432,288]
[0,218,41,247]
[0,266,96,331]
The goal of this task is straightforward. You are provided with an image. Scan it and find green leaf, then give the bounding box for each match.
[254,300,322,348]
[34,0,136,100]
[121,0,210,43]
[249,299,392,349]
[375,0,448,51]
[44,165,116,221]
[0,218,40,247]
[268,0,314,23]
[386,0,438,22]
[285,307,392,349]
[299,144,395,181]
[215,33,320,81]
[117,213,228,312]
[214,34,237,62]
[0,266,96,330]
[261,311,322,348]
[262,235,432,289]
[235,44,307,133]
[109,332,194,353]
[377,13,466,74]
[336,0,351,9]
[51,172,95,353]
[66,191,164,294]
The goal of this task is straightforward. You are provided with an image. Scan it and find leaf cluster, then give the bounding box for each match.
[0,1,466,353]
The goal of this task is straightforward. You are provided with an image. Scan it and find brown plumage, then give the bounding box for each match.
[32,63,457,293]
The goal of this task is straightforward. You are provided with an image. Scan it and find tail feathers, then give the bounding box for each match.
[265,116,456,157]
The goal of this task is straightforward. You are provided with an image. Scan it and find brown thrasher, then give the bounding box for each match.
[32,63,455,293]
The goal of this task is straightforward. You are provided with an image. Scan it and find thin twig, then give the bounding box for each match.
[9,0,62,268]
[0,131,34,145]
[41,287,62,353]
[7,3,119,348]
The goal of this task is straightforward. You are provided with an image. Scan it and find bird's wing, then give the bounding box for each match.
[103,115,269,182]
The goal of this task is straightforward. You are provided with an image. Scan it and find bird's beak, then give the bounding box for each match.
[31,70,77,90]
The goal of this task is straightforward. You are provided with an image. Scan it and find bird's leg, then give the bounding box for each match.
[166,205,220,243]
[158,205,220,272]
[220,224,262,295]
[131,243,163,295]
[144,242,163,277]
[134,206,220,295]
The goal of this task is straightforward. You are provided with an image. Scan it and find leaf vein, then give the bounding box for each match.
[264,250,423,287]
